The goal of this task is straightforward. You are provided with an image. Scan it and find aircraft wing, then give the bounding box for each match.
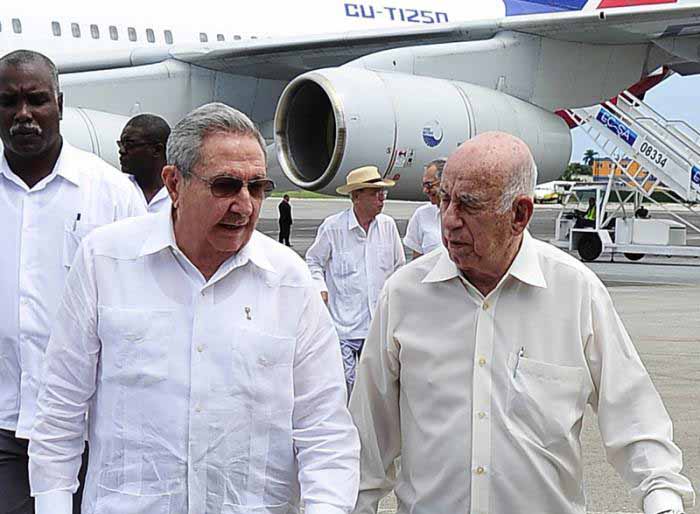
[169,3,700,80]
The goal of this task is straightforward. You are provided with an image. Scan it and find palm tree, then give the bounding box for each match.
[582,149,599,167]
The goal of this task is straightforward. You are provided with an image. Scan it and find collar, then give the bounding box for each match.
[150,186,170,205]
[347,207,378,233]
[0,141,82,188]
[50,141,83,186]
[139,209,275,274]
[508,231,547,289]
[348,207,361,231]
[422,231,547,289]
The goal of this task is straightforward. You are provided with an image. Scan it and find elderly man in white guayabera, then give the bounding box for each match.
[350,132,695,514]
[28,103,359,514]
[306,166,405,396]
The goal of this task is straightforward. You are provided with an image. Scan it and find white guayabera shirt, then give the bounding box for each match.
[403,202,441,255]
[305,208,405,341]
[0,141,144,438]
[29,210,360,514]
[350,232,695,514]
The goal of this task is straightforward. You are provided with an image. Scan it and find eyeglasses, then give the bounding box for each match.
[187,170,275,198]
[116,139,156,152]
[422,180,439,189]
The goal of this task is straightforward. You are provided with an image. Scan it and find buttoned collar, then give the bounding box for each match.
[422,230,547,289]
[139,208,275,275]
[0,141,82,190]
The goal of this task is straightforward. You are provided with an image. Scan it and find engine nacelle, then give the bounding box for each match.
[61,107,132,170]
[274,68,571,200]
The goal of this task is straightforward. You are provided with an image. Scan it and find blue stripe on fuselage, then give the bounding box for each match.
[504,0,588,15]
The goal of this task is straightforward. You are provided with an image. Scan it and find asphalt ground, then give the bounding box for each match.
[260,198,700,514]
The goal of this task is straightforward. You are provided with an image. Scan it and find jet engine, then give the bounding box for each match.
[274,67,571,200]
[61,107,132,170]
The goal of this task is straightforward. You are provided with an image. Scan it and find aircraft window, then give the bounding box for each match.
[199,32,208,43]
[109,25,118,40]
[128,27,136,41]
[217,34,224,42]
[164,30,173,44]
[146,28,155,43]
[234,35,241,40]
[90,24,99,39]
[71,23,80,38]
[52,21,61,37]
[12,19,22,34]
[251,36,258,39]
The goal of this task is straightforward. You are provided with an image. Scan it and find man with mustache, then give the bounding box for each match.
[349,132,694,514]
[306,166,405,396]
[118,114,172,213]
[0,50,144,514]
[28,103,360,514]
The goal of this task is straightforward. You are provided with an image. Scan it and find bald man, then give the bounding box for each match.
[349,132,694,514]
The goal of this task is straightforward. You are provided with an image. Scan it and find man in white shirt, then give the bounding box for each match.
[0,50,144,514]
[29,102,359,514]
[403,158,444,259]
[118,113,172,213]
[306,166,405,395]
[350,132,695,514]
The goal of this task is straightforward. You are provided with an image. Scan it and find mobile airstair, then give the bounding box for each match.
[552,90,700,261]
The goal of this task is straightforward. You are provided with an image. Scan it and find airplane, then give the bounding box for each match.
[2,0,700,200]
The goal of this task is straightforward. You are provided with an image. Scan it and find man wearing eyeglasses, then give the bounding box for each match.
[28,103,360,514]
[306,166,405,396]
[117,114,171,213]
[0,50,144,514]
[404,159,445,260]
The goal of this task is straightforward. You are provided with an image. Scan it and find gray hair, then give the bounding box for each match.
[0,50,60,97]
[497,153,538,213]
[166,102,266,176]
[425,158,447,179]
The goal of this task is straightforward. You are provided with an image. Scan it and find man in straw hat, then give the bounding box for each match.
[306,166,405,395]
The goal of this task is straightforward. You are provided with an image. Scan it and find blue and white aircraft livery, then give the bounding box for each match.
[2,0,700,198]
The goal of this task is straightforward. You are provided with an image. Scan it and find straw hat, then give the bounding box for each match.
[335,166,396,195]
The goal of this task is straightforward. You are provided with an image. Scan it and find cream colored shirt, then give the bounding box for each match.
[349,232,695,514]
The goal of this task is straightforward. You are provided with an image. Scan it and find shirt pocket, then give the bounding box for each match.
[97,306,173,386]
[506,352,586,448]
[330,251,357,279]
[212,326,295,409]
[378,244,395,272]
[62,220,101,269]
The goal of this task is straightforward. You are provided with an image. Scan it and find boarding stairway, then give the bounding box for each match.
[566,90,700,205]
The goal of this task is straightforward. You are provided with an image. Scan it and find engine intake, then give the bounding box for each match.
[275,67,571,199]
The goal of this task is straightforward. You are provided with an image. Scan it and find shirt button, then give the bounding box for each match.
[197,345,204,353]
[478,357,487,366]
[195,406,202,413]
[476,466,486,475]
[478,411,486,419]
[482,301,490,311]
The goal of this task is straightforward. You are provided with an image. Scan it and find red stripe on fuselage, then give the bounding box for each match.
[597,0,676,7]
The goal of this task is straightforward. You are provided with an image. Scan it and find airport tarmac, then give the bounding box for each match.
[261,198,699,514]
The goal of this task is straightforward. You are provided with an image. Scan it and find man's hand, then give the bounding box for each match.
[321,291,329,303]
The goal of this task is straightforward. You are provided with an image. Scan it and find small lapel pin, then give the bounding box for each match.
[244,307,252,320]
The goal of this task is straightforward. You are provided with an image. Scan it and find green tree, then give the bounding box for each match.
[582,149,599,167]
[561,163,592,180]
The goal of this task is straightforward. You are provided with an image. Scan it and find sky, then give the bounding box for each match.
[569,73,700,163]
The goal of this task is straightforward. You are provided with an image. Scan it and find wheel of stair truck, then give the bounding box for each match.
[624,253,645,261]
[577,233,602,262]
